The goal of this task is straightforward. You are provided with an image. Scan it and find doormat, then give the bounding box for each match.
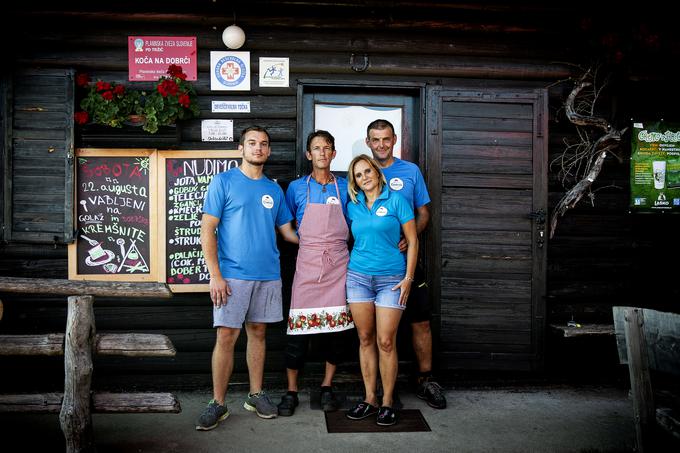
[325,409,431,433]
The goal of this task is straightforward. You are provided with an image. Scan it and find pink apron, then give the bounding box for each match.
[287,175,354,335]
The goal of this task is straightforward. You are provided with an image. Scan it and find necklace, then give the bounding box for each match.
[317,174,334,192]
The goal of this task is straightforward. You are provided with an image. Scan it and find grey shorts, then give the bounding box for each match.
[213,278,283,328]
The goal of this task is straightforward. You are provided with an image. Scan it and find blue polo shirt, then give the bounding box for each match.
[285,175,349,228]
[203,167,293,280]
[347,186,414,276]
[381,158,430,211]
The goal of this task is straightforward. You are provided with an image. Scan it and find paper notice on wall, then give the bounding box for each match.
[201,120,234,142]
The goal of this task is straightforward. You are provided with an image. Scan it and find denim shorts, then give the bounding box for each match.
[346,269,405,310]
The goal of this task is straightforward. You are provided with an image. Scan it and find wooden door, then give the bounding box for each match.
[426,87,548,371]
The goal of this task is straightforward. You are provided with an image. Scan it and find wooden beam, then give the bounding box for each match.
[95,333,176,357]
[59,295,95,453]
[0,392,180,414]
[92,392,180,413]
[0,334,64,356]
[0,333,176,357]
[623,307,655,453]
[0,393,63,412]
[0,277,172,298]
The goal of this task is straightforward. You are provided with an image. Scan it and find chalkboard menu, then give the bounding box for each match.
[158,150,241,292]
[68,149,157,281]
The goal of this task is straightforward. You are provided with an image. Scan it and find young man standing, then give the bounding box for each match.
[365,119,447,409]
[196,126,299,431]
[277,130,354,416]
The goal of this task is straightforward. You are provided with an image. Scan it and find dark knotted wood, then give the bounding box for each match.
[0,392,180,413]
[59,295,95,453]
[0,277,172,298]
[0,333,176,357]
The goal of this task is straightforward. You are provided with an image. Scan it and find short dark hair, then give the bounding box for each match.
[306,130,335,152]
[366,119,395,137]
[239,126,271,146]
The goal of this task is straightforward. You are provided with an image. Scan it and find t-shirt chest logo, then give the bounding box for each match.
[261,194,274,209]
[389,177,404,191]
[326,196,340,205]
[375,206,388,217]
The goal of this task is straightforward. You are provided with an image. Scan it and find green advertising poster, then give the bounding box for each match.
[631,121,680,212]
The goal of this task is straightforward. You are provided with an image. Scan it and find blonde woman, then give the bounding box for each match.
[344,154,418,426]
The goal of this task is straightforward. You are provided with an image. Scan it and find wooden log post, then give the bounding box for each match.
[59,295,96,453]
[623,307,655,453]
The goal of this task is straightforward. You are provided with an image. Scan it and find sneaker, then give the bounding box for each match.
[320,388,339,412]
[345,401,379,420]
[376,406,397,426]
[244,391,278,419]
[416,378,447,409]
[277,392,299,417]
[195,399,229,431]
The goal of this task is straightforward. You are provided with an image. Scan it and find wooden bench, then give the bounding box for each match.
[613,306,680,452]
[0,277,180,453]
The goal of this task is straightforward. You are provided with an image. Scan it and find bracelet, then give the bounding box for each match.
[404,275,414,282]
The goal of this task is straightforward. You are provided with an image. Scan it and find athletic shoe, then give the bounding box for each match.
[416,378,447,409]
[376,406,397,426]
[244,390,278,419]
[345,401,379,420]
[196,399,229,431]
[320,387,339,412]
[277,392,299,417]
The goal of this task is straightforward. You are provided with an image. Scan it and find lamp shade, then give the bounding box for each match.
[222,24,246,49]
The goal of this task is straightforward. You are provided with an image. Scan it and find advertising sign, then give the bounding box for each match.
[128,36,197,81]
[631,121,680,212]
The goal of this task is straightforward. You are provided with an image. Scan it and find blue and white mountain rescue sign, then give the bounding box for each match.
[210,51,250,91]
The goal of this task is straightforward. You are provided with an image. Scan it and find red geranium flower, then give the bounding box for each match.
[74,111,89,125]
[76,73,90,87]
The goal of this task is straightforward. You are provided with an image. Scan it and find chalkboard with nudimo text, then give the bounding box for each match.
[68,149,158,281]
[158,150,242,292]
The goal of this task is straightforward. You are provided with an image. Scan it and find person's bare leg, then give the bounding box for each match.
[212,327,241,404]
[286,368,299,392]
[321,361,336,387]
[349,302,378,406]
[376,307,403,408]
[411,320,433,373]
[244,322,267,394]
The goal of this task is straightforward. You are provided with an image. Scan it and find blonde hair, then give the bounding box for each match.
[347,154,387,203]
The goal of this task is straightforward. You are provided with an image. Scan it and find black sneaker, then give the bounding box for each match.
[277,392,299,417]
[320,388,339,412]
[345,401,379,420]
[416,378,447,409]
[376,406,397,426]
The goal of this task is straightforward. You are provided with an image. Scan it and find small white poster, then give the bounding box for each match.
[201,119,234,142]
[211,51,250,91]
[259,57,289,87]
[211,100,251,113]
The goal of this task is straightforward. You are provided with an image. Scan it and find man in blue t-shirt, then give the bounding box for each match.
[365,119,447,410]
[196,126,299,431]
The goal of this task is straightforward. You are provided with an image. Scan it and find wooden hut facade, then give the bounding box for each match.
[1,1,678,390]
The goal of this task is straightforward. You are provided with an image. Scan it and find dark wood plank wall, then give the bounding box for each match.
[1,1,678,389]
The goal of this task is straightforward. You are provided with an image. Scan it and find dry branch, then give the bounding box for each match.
[550,71,626,238]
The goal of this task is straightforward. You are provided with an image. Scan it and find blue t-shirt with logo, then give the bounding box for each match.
[381,158,430,211]
[203,167,293,280]
[285,175,349,228]
[347,186,414,276]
